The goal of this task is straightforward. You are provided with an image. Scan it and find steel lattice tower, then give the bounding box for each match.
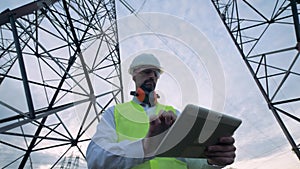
[212,0,300,160]
[0,0,122,168]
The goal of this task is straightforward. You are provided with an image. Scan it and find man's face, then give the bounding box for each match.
[133,68,160,92]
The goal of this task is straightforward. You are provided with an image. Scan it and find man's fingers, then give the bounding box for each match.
[219,136,235,145]
[147,110,177,137]
[208,157,235,166]
[206,147,236,166]
[207,144,236,152]
[149,115,161,125]
[205,149,236,157]
[206,136,237,166]
[161,113,172,125]
[158,110,176,125]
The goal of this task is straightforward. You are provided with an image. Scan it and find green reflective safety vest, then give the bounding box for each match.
[114,101,188,169]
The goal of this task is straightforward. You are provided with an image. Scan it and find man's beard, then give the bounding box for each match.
[140,79,157,106]
[140,79,156,93]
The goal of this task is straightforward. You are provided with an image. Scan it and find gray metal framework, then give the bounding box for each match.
[211,0,300,160]
[0,0,122,168]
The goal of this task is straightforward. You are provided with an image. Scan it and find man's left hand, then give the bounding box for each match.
[205,136,236,166]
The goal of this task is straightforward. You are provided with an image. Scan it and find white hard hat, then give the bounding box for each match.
[128,53,163,75]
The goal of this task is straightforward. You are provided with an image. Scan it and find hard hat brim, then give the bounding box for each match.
[129,65,163,76]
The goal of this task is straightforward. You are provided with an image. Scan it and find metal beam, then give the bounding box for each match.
[290,0,300,42]
[0,0,59,26]
[9,15,35,119]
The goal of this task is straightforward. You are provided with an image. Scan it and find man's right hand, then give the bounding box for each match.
[142,110,176,156]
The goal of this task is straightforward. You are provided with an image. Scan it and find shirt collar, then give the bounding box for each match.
[132,96,156,108]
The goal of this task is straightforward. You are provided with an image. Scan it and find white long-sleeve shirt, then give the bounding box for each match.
[86,98,222,169]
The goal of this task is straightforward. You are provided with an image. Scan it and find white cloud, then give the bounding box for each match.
[228,144,300,169]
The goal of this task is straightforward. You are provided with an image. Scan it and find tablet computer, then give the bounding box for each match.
[154,104,242,158]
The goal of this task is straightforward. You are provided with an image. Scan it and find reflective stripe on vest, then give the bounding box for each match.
[114,101,188,169]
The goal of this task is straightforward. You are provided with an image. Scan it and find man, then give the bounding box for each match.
[86,53,236,169]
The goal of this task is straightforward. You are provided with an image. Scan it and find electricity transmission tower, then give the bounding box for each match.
[0,0,122,168]
[60,153,79,169]
[211,0,300,160]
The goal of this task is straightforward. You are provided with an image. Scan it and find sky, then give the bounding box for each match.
[0,0,300,169]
